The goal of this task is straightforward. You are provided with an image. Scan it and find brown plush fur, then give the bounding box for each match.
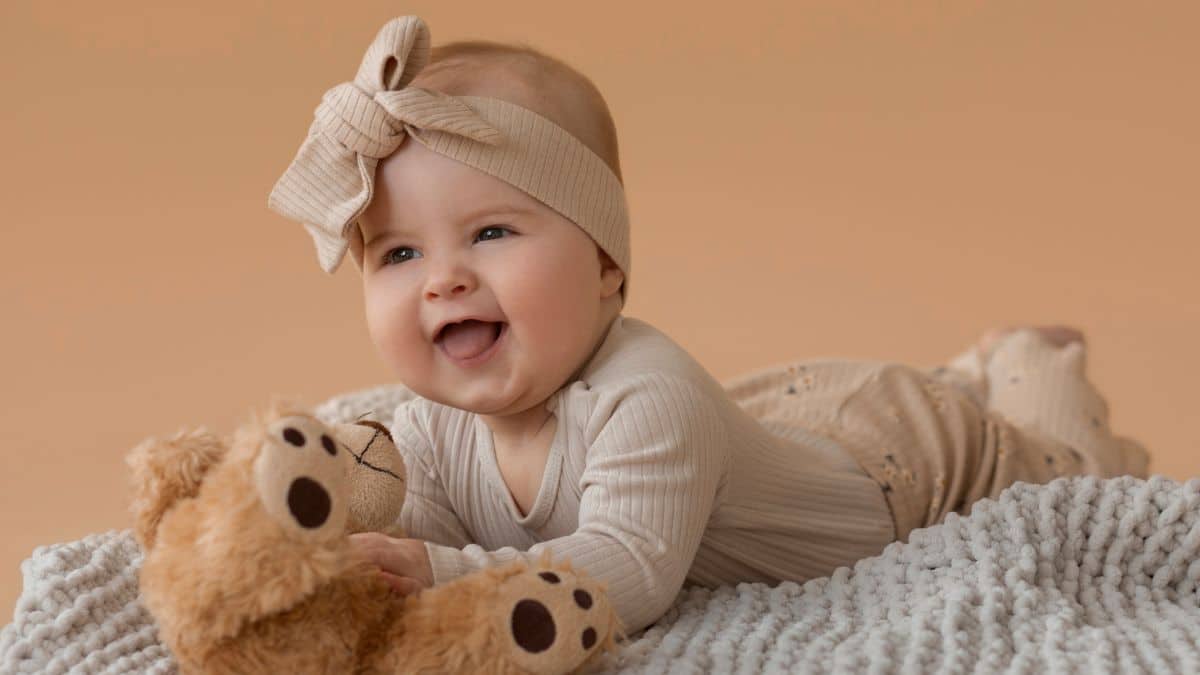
[129,399,620,674]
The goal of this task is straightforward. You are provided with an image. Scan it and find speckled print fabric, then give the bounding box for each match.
[724,328,1150,542]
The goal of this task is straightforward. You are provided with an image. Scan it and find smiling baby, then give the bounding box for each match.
[267,15,1149,634]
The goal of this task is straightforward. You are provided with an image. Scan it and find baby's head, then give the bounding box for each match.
[269,17,628,419]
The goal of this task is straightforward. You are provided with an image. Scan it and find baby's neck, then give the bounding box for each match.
[482,403,557,453]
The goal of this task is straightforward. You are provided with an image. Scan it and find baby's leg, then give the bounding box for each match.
[928,329,1150,480]
[929,324,1085,409]
[977,329,1149,479]
[929,343,989,409]
[826,331,1148,542]
[910,329,1149,529]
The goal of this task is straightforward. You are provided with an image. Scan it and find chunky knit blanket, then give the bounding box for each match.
[3,387,1197,674]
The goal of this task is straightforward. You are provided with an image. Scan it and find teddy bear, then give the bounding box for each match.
[127,399,621,674]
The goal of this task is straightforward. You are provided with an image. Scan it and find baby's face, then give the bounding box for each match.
[355,139,622,417]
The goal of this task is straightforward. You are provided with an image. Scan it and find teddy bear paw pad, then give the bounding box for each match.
[493,566,614,674]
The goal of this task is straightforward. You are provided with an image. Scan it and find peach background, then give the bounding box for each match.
[2,1,1197,616]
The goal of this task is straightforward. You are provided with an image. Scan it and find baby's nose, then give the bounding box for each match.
[423,266,478,299]
[426,282,471,299]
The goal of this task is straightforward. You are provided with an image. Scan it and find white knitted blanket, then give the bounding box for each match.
[3,386,1197,674]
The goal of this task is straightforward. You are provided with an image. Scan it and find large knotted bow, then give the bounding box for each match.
[267,16,504,272]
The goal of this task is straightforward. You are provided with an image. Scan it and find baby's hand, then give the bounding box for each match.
[348,532,434,596]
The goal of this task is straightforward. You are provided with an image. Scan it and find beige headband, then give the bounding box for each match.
[267,15,630,300]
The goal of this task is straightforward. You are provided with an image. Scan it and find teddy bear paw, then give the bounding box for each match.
[491,563,617,675]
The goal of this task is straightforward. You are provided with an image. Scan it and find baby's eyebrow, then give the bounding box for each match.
[362,228,401,251]
[457,203,536,224]
[363,205,536,250]
[362,223,431,251]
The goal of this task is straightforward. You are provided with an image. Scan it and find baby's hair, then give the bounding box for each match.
[414,39,624,185]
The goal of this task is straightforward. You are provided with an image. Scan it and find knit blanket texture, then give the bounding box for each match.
[3,386,1197,674]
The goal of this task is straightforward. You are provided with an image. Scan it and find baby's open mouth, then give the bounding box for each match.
[437,319,507,361]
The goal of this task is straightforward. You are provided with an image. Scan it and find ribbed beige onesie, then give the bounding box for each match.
[388,315,1148,634]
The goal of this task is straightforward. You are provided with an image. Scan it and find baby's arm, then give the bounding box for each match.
[389,402,476,549]
[424,373,727,634]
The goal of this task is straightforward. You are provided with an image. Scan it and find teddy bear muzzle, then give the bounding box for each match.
[253,415,350,537]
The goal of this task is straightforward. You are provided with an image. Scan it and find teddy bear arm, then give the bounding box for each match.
[377,561,617,675]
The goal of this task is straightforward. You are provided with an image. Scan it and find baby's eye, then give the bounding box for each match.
[475,226,511,242]
[382,247,420,266]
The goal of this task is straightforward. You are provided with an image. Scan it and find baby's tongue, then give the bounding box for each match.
[440,320,499,360]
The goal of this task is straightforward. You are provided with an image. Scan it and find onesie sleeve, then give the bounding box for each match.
[422,373,729,634]
[389,400,475,549]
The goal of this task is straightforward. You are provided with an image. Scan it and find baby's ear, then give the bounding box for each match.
[597,248,624,298]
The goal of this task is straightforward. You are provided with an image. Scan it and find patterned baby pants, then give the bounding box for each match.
[724,328,1150,542]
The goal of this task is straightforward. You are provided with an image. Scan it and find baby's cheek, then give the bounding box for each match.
[364,291,421,368]
[364,296,397,354]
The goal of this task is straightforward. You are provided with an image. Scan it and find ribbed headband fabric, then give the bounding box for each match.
[267,15,631,300]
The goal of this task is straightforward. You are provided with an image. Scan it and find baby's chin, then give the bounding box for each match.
[412,379,518,414]
[423,377,561,418]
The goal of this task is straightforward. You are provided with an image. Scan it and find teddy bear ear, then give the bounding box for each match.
[127,427,228,551]
[334,420,406,533]
[353,419,394,443]
[260,395,313,424]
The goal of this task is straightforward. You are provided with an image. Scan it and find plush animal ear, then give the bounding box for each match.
[335,420,406,533]
[353,419,393,443]
[127,427,228,551]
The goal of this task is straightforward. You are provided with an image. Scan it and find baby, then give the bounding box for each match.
[267,16,1150,634]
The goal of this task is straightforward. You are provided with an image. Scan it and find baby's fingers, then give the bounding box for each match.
[348,532,403,569]
[380,571,426,597]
